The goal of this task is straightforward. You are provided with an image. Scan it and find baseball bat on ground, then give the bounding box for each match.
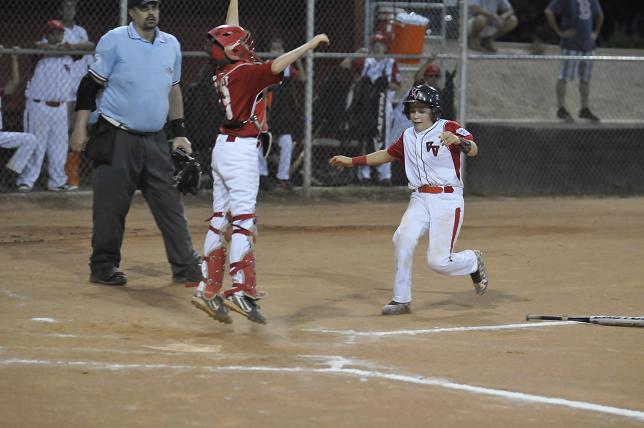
[526,315,644,327]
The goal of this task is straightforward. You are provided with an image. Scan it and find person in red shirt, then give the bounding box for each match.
[330,84,488,316]
[191,0,329,325]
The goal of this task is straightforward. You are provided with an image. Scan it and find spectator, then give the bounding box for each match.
[0,46,42,192]
[350,32,401,185]
[23,19,75,192]
[57,0,95,190]
[258,36,306,190]
[468,0,518,53]
[69,0,201,286]
[545,0,604,123]
[414,59,457,121]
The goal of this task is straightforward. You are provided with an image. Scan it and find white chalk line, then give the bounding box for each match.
[305,321,579,337]
[1,355,642,422]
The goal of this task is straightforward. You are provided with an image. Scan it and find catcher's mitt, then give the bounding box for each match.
[172,148,202,195]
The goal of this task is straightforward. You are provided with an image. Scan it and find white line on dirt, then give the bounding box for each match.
[30,318,57,323]
[304,321,578,337]
[1,355,642,422]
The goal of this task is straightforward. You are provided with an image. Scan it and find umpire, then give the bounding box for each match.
[69,0,201,286]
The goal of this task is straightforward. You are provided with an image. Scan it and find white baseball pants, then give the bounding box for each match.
[0,131,42,182]
[205,134,260,285]
[392,190,478,303]
[24,100,68,188]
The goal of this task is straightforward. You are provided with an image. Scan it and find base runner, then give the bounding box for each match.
[330,84,488,315]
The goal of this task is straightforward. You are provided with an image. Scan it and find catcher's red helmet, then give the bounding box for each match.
[207,25,260,63]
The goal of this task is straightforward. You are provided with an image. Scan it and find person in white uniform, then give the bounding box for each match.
[59,0,95,189]
[0,46,42,192]
[354,32,401,185]
[330,84,489,315]
[24,19,75,191]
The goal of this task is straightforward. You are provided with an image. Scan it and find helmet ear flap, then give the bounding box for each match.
[210,42,226,62]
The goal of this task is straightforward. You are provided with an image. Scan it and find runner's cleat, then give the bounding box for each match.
[382,300,411,315]
[470,250,488,295]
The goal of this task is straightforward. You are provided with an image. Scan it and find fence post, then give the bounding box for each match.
[458,0,469,184]
[303,0,315,197]
[119,0,128,26]
[458,0,468,125]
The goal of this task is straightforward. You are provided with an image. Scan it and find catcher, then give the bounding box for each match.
[190,0,329,325]
[330,84,488,315]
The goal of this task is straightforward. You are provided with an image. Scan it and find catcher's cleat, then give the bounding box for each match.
[382,300,411,315]
[224,291,267,324]
[471,250,488,295]
[191,291,232,324]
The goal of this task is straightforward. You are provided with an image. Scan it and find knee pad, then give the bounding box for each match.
[231,213,257,246]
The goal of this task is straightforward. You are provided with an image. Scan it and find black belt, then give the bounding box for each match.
[33,99,62,107]
[100,116,160,137]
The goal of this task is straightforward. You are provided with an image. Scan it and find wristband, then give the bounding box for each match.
[351,155,368,166]
[171,118,187,138]
[459,138,472,154]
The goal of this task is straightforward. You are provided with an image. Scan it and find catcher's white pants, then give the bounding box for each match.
[258,133,293,180]
[204,134,259,285]
[392,190,478,304]
[0,131,42,182]
[23,99,68,188]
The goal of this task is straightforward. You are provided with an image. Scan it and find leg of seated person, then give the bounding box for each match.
[276,134,293,181]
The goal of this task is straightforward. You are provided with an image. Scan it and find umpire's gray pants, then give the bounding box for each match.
[90,129,199,276]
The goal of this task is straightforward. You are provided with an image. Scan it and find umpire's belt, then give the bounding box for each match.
[415,185,454,194]
[32,99,62,107]
[101,115,160,137]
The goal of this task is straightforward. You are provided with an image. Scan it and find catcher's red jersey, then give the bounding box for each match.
[214,61,283,138]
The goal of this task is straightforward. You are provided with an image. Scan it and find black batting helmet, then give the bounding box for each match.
[403,84,441,120]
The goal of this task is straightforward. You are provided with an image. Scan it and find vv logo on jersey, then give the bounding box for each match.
[426,140,440,156]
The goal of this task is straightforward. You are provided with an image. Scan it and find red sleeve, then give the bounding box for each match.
[386,133,405,162]
[353,58,365,74]
[391,61,401,85]
[444,120,474,153]
[288,64,299,79]
[238,61,283,93]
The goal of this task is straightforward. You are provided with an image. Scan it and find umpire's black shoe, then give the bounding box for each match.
[172,264,202,283]
[90,267,127,286]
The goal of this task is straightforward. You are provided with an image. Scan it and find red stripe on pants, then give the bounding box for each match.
[450,207,461,254]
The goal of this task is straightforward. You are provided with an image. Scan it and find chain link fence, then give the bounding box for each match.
[1,0,643,195]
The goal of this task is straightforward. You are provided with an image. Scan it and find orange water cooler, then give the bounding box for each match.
[388,17,429,64]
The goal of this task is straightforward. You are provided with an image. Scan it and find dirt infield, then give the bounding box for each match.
[1,192,643,427]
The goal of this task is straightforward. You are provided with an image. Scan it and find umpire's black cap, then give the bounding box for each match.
[128,0,159,9]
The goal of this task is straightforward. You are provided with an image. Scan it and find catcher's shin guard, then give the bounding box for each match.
[202,247,226,298]
[226,251,258,298]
